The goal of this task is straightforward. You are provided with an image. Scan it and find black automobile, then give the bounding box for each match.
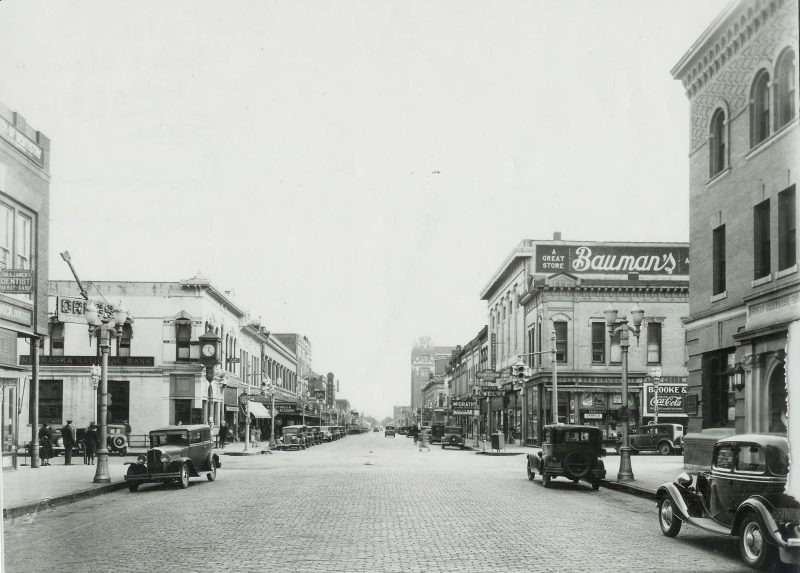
[441,426,466,450]
[430,424,445,444]
[124,425,220,491]
[385,426,396,437]
[617,423,684,455]
[407,426,420,440]
[656,433,800,570]
[527,425,606,490]
[277,425,308,450]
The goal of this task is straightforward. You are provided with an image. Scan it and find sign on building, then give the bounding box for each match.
[642,382,688,417]
[56,296,115,324]
[535,245,690,276]
[0,269,33,294]
[450,399,478,416]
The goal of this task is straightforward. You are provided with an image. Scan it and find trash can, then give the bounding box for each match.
[491,431,505,451]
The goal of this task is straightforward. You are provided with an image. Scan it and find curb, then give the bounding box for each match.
[601,480,657,501]
[3,482,128,520]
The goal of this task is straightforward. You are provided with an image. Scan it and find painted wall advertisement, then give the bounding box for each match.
[536,245,689,276]
[642,382,687,417]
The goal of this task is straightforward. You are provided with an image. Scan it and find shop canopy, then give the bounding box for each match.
[248,401,271,419]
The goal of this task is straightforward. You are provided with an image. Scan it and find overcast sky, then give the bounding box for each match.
[0,0,729,419]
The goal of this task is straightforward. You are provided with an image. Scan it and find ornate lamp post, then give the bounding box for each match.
[604,303,645,482]
[90,363,101,422]
[260,380,277,448]
[85,300,130,484]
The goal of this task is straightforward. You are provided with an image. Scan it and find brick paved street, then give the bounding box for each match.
[3,433,755,572]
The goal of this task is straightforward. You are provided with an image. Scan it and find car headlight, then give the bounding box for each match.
[137,454,147,464]
[160,454,170,463]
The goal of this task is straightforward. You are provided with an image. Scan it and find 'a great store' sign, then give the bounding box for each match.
[536,245,689,276]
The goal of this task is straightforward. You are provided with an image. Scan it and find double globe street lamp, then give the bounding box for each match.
[85,300,131,484]
[604,302,644,482]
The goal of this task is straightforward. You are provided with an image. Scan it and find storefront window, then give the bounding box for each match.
[108,380,129,425]
[39,380,62,423]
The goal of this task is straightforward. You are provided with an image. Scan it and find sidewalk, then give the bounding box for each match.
[1,440,267,519]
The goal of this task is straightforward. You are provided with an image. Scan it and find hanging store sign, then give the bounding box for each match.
[490,333,496,368]
[56,296,114,324]
[643,382,687,417]
[0,269,33,294]
[477,370,500,380]
[535,245,689,276]
[19,355,155,367]
[450,399,478,416]
[0,116,44,166]
[274,404,301,414]
[0,297,33,326]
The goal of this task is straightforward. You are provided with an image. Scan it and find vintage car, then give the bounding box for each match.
[617,423,683,455]
[52,423,129,456]
[124,425,219,491]
[441,426,466,449]
[430,424,445,444]
[527,425,606,490]
[656,434,800,570]
[106,424,129,455]
[385,426,396,437]
[277,425,308,450]
[318,426,334,442]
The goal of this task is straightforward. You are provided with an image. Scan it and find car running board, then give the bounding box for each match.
[685,516,733,536]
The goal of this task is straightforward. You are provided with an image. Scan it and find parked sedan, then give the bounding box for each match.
[124,425,220,491]
[277,425,308,450]
[656,433,800,570]
[617,423,683,455]
[441,426,466,449]
[384,426,396,437]
[527,425,606,490]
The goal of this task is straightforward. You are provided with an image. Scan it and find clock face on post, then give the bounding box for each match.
[201,343,216,358]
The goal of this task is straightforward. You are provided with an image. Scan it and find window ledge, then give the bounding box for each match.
[706,167,731,188]
[711,291,728,302]
[777,264,798,279]
[745,119,798,161]
[751,274,772,287]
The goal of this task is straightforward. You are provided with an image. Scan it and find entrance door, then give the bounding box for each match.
[768,360,787,433]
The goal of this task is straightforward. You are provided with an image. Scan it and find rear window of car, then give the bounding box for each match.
[563,431,590,442]
[713,445,735,471]
[737,445,766,473]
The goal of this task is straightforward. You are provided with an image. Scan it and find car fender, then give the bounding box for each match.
[656,483,692,522]
[206,452,221,470]
[167,458,200,477]
[733,496,787,547]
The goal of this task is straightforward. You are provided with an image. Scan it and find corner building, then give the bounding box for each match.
[481,236,689,445]
[671,0,798,466]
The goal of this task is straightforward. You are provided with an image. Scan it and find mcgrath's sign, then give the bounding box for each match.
[56,297,115,324]
[536,245,689,276]
[0,269,33,294]
[643,382,688,417]
[450,400,478,416]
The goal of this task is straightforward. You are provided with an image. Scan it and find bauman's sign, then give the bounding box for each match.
[536,245,689,276]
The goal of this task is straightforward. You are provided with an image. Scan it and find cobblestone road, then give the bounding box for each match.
[3,433,761,572]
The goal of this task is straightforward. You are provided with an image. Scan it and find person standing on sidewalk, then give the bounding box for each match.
[38,422,53,466]
[84,423,98,465]
[123,419,132,446]
[218,419,228,449]
[61,420,76,465]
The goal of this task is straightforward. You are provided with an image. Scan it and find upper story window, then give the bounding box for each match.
[591,323,605,364]
[775,49,796,131]
[0,199,34,276]
[779,185,796,271]
[610,330,622,364]
[753,199,771,279]
[646,322,662,364]
[553,321,567,363]
[49,321,64,356]
[15,213,31,269]
[750,70,771,147]
[176,319,191,361]
[713,224,727,295]
[118,323,132,357]
[709,109,726,178]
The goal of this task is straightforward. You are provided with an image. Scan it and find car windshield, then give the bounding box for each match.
[445,428,462,433]
[284,429,300,435]
[150,431,188,447]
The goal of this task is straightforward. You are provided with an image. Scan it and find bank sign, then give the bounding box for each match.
[642,382,687,417]
[536,245,689,276]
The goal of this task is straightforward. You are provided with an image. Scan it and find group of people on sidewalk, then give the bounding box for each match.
[37,420,100,466]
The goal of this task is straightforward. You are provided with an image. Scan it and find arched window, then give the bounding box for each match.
[775,49,796,130]
[709,108,726,178]
[751,70,770,146]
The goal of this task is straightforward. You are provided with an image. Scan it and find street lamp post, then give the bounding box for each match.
[85,300,130,484]
[260,380,277,448]
[604,303,645,483]
[90,363,101,422]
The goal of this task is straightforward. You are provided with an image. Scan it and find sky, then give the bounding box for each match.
[0,0,729,419]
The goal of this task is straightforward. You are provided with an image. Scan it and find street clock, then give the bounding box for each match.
[198,326,221,381]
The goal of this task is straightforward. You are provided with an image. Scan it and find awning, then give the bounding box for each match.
[248,401,272,419]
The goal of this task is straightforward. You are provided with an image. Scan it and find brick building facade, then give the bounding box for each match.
[671,0,798,466]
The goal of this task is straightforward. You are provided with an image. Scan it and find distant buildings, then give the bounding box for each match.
[671,0,798,466]
[410,336,455,411]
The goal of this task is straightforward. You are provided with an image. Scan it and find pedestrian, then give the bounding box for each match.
[61,420,76,465]
[419,427,431,452]
[38,422,53,465]
[84,423,99,465]
[123,419,132,444]
[218,419,228,449]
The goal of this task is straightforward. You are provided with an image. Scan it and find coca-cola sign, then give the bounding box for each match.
[536,245,689,276]
[643,382,687,417]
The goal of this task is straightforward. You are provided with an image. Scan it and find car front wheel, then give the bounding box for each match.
[178,464,190,489]
[128,482,139,492]
[527,462,535,481]
[207,461,217,482]
[658,498,682,537]
[739,514,776,569]
[542,472,551,488]
[658,442,672,456]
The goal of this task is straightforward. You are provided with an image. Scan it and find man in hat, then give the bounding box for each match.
[61,420,76,465]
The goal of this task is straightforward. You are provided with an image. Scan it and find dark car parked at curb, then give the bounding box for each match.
[124,425,220,491]
[527,425,606,490]
[52,423,129,457]
[656,433,800,570]
[617,423,683,456]
[385,426,396,437]
[441,426,466,449]
[276,425,308,450]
